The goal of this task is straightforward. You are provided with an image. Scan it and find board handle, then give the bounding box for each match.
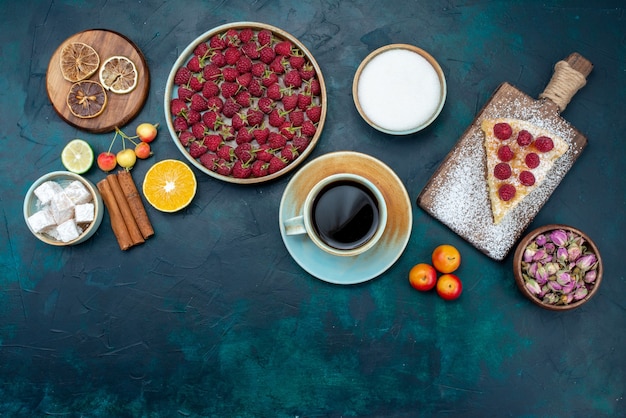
[539,52,593,112]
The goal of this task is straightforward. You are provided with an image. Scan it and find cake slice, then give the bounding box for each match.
[481,118,569,224]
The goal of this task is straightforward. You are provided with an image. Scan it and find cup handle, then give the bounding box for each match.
[284,215,307,235]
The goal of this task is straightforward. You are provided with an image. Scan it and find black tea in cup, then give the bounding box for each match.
[311,180,380,250]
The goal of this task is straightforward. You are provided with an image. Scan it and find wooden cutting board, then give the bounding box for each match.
[46,29,150,133]
[417,53,593,260]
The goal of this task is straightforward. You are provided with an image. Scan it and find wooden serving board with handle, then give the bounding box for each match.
[417,53,593,260]
[46,29,150,133]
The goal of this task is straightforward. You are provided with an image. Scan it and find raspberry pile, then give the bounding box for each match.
[170,27,323,179]
[494,122,556,201]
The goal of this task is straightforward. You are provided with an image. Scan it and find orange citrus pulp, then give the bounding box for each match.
[142,159,197,212]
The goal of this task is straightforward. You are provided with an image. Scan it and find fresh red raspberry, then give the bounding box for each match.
[494,162,512,180]
[493,122,512,140]
[188,141,207,158]
[307,78,321,95]
[497,145,514,162]
[222,67,239,82]
[178,131,194,147]
[173,116,188,132]
[516,129,533,147]
[498,184,516,201]
[292,135,311,153]
[534,136,554,152]
[173,67,192,85]
[268,155,288,174]
[203,64,221,81]
[238,28,254,43]
[525,152,540,169]
[251,160,269,178]
[519,171,536,186]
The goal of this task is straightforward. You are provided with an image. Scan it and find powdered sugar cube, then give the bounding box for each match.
[74,203,94,224]
[64,180,92,205]
[56,219,80,242]
[46,227,61,241]
[33,181,63,205]
[50,192,75,224]
[27,208,56,233]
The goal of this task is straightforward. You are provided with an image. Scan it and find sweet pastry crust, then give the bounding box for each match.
[481,118,569,224]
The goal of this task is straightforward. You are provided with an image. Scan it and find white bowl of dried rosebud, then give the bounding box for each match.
[23,171,104,246]
[513,224,603,310]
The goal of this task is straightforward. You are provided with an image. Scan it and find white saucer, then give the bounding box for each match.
[279,151,413,284]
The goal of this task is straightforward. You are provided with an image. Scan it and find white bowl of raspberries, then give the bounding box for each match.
[164,22,327,183]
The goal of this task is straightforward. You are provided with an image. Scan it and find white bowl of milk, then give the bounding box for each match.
[353,44,446,135]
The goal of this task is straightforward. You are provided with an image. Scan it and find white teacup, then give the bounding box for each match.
[284,173,387,257]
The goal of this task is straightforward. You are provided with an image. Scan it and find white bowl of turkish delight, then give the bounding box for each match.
[23,171,103,246]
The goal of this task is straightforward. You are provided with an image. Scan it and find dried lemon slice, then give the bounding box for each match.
[60,42,100,82]
[66,80,108,119]
[99,56,138,94]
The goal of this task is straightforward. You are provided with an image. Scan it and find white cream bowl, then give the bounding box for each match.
[353,44,447,135]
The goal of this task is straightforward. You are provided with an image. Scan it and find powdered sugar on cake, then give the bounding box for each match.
[421,92,579,260]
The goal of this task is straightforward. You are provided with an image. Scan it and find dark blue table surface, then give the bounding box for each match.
[1,1,624,416]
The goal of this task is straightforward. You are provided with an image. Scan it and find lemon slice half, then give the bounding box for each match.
[99,56,138,94]
[142,159,197,212]
[61,139,94,174]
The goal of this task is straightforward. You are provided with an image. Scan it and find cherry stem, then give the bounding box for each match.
[115,127,141,149]
[112,122,159,151]
[107,130,119,153]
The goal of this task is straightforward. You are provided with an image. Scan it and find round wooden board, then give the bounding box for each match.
[46,29,150,133]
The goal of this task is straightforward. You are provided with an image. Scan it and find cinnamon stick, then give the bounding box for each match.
[107,173,145,246]
[117,170,154,239]
[97,178,133,251]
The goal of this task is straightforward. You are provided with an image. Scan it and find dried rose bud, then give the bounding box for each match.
[556,271,573,287]
[523,248,537,263]
[550,229,568,247]
[544,242,556,254]
[543,293,559,304]
[569,232,584,247]
[535,234,547,246]
[561,293,574,304]
[567,244,582,263]
[561,282,576,294]
[535,265,549,284]
[547,281,562,292]
[570,266,584,283]
[545,262,559,275]
[584,270,597,284]
[573,286,589,301]
[576,254,597,271]
[525,279,542,295]
[556,247,569,263]
[532,249,547,262]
